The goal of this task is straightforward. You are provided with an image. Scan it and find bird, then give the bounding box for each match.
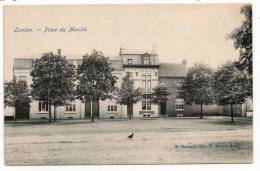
[127,133,134,140]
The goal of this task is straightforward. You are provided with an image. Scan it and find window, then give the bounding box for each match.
[38,101,49,112]
[136,72,138,76]
[66,103,76,112]
[128,59,132,64]
[107,105,117,112]
[142,75,146,92]
[147,75,151,92]
[155,72,158,77]
[143,56,151,65]
[142,95,151,110]
[142,74,151,92]
[176,104,184,110]
[18,76,26,82]
[129,73,133,80]
[126,72,133,80]
[175,99,184,111]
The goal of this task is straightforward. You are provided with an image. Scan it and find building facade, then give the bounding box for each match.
[7,48,187,120]
[5,48,252,120]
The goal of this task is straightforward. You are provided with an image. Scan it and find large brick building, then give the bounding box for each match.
[6,47,188,120]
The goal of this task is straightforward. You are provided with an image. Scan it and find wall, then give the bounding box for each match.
[184,104,224,117]
[30,99,85,120]
[159,77,183,117]
[99,99,127,119]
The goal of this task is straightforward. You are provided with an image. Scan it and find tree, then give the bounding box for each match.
[30,51,76,122]
[151,83,170,117]
[116,73,142,119]
[4,77,30,122]
[213,62,250,122]
[180,63,214,119]
[76,49,117,122]
[229,5,252,96]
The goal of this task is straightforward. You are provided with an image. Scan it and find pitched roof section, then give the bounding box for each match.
[120,48,157,55]
[13,58,34,70]
[159,63,188,78]
[109,56,123,71]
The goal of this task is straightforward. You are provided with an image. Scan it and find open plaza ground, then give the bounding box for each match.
[4,116,253,165]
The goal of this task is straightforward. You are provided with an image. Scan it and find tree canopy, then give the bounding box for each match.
[116,73,142,119]
[180,63,214,118]
[213,62,250,122]
[4,77,30,121]
[151,83,170,105]
[229,4,252,96]
[213,62,249,105]
[4,77,30,107]
[76,49,117,121]
[30,52,76,122]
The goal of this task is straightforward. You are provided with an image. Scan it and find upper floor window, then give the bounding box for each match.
[38,101,49,112]
[127,72,133,80]
[128,59,132,64]
[142,74,151,92]
[18,76,27,82]
[143,56,151,65]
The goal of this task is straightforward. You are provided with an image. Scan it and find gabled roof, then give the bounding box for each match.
[159,63,188,78]
[109,56,123,71]
[13,58,34,70]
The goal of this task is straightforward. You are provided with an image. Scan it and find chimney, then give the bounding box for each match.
[57,49,61,56]
[119,47,123,56]
[152,45,157,54]
[182,60,187,65]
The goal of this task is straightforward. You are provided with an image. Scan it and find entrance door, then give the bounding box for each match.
[15,101,30,119]
[85,101,99,118]
[160,103,166,117]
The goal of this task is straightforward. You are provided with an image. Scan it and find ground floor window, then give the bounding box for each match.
[108,105,117,112]
[66,103,76,112]
[142,94,151,110]
[38,101,49,112]
[175,98,184,111]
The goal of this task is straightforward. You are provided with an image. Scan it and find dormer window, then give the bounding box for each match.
[128,59,132,64]
[143,56,151,65]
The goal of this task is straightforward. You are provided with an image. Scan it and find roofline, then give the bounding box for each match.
[123,64,159,68]
[159,76,185,78]
[121,53,158,55]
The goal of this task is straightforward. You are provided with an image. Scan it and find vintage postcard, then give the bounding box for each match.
[3,3,253,165]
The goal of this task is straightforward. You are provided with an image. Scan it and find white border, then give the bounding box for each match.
[0,0,259,171]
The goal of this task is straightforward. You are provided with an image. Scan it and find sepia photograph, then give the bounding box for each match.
[3,3,253,165]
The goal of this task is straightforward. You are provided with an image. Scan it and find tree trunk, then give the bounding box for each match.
[14,103,17,123]
[84,97,87,119]
[49,100,52,122]
[54,104,57,122]
[91,100,94,122]
[165,103,167,118]
[200,103,203,119]
[231,103,234,122]
[127,102,133,120]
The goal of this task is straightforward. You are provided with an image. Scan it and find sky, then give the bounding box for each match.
[4,4,245,81]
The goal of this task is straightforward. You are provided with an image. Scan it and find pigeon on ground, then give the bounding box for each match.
[127,133,134,140]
